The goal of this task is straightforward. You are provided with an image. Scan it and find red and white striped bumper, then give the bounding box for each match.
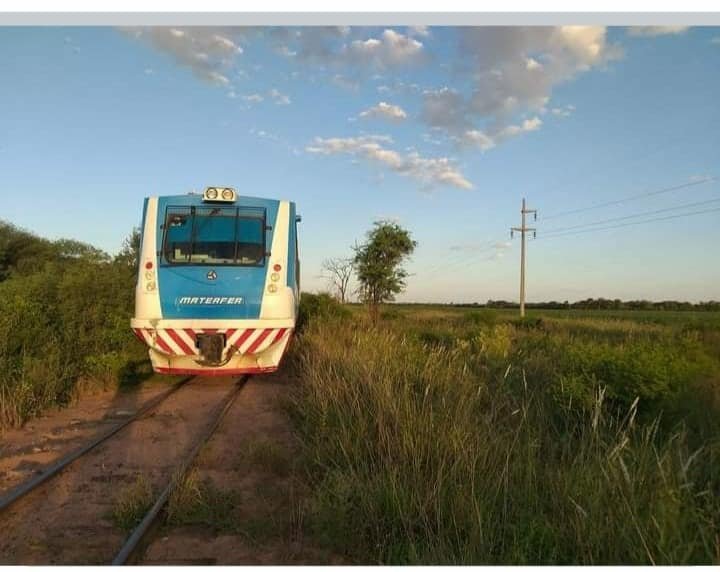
[131,325,290,357]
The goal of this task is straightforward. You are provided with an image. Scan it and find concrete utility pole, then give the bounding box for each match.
[511,198,537,318]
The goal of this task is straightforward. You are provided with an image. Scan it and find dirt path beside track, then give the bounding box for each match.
[0,377,235,564]
[0,380,179,494]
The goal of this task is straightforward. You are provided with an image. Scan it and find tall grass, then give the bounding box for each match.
[289,306,720,564]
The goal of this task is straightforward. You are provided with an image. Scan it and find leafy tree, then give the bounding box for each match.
[353,220,417,323]
[55,238,111,263]
[114,227,141,270]
[321,256,354,303]
[0,221,57,280]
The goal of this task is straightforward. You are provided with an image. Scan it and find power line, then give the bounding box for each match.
[541,197,720,236]
[537,205,720,240]
[541,177,717,221]
[421,178,718,275]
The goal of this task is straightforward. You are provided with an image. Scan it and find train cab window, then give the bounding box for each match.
[162,206,265,266]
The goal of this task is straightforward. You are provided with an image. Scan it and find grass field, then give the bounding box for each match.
[289,297,720,564]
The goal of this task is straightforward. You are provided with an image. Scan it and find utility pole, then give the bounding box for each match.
[511,198,537,318]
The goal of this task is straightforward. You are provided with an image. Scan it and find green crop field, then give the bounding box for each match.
[289,295,720,564]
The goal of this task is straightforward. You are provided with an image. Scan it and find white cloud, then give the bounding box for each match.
[268,88,291,105]
[272,26,349,61]
[497,116,542,138]
[125,26,425,93]
[306,135,472,190]
[207,71,230,86]
[463,27,617,117]
[242,93,264,103]
[408,25,430,37]
[627,26,690,37]
[550,104,575,117]
[358,102,408,122]
[462,129,497,151]
[122,27,244,85]
[421,87,471,132]
[689,174,715,182]
[344,29,424,68]
[525,57,542,71]
[249,128,278,141]
[450,240,512,253]
[420,27,620,146]
[461,116,543,150]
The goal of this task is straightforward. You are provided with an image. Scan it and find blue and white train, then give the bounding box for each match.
[131,187,300,376]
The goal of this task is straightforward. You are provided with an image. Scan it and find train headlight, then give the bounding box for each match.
[270,272,280,282]
[146,281,156,291]
[203,186,236,202]
[267,283,278,294]
[144,271,153,280]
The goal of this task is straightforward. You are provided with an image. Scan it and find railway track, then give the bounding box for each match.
[0,377,194,513]
[112,376,247,564]
[0,375,249,565]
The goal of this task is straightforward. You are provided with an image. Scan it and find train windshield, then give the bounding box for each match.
[162,205,265,266]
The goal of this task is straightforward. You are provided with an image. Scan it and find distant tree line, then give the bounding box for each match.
[447,298,720,311]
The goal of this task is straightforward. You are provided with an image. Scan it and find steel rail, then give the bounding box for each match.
[111,375,249,565]
[0,376,194,513]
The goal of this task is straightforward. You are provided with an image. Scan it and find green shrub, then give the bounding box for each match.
[297,292,351,331]
[0,226,146,428]
[513,329,713,418]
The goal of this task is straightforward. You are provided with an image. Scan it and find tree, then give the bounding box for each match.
[321,256,354,303]
[114,227,141,270]
[353,220,417,323]
[55,238,111,264]
[0,221,57,280]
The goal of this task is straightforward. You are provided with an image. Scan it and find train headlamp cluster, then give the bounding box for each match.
[203,186,236,203]
[143,260,156,291]
[267,263,282,293]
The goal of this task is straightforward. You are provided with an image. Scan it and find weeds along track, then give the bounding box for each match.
[0,375,248,564]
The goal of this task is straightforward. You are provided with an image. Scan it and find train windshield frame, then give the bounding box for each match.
[161,205,266,267]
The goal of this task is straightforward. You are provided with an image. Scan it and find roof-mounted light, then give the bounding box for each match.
[203,187,236,203]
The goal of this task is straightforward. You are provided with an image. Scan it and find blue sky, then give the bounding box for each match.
[1,25,719,302]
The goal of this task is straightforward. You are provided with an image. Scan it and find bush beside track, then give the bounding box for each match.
[0,222,146,427]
